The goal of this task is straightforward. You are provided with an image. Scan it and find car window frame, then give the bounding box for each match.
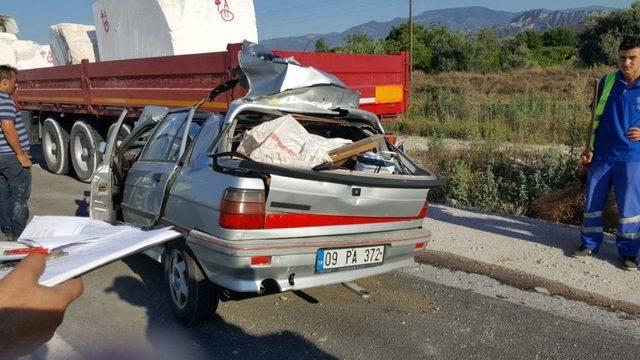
[138,109,192,163]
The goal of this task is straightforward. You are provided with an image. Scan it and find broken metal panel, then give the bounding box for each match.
[238,41,360,111]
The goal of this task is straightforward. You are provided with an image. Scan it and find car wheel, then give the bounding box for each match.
[163,242,219,327]
[42,118,69,175]
[70,121,104,183]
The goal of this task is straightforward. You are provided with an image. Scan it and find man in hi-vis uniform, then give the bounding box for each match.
[573,36,640,270]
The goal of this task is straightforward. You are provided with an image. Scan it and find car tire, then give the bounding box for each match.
[41,118,69,175]
[70,121,104,183]
[163,242,219,327]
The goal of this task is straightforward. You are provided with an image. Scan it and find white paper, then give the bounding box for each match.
[0,216,180,286]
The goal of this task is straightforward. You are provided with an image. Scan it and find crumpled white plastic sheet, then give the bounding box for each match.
[237,114,351,169]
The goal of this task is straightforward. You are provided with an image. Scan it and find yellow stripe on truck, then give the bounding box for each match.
[375,85,403,104]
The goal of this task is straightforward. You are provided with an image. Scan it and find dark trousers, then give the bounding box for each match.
[0,155,31,239]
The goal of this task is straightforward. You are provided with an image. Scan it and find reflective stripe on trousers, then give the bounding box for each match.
[580,161,640,257]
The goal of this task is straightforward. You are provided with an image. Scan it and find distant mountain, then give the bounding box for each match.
[260,6,615,51]
[261,6,517,51]
[493,8,611,35]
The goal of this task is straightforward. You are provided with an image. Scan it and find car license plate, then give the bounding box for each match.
[315,245,385,273]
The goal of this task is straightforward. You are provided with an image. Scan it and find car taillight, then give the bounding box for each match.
[415,242,426,251]
[219,188,265,229]
[418,201,429,218]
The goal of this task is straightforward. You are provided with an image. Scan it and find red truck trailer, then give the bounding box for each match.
[15,43,409,182]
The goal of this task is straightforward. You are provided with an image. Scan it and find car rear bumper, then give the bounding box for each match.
[185,227,430,293]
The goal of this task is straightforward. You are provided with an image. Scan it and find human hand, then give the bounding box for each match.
[17,151,32,168]
[627,127,640,142]
[0,255,84,358]
[580,149,593,167]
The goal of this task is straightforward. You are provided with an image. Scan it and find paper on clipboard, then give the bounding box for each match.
[0,216,181,286]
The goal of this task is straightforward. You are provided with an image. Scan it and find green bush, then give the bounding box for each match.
[415,144,581,216]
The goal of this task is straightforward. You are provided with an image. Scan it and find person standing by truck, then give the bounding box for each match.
[573,37,640,270]
[0,65,32,241]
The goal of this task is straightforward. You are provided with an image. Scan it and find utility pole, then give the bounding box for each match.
[409,0,413,100]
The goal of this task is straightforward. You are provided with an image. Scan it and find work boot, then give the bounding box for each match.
[571,245,598,258]
[621,257,638,271]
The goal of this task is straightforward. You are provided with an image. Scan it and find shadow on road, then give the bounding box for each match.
[29,144,48,169]
[75,191,90,217]
[104,255,334,359]
[428,205,625,267]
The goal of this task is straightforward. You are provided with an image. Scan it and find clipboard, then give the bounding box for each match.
[0,216,181,286]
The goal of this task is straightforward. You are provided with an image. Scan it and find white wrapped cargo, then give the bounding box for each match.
[14,41,54,69]
[0,15,19,34]
[0,33,17,67]
[50,23,99,66]
[237,115,351,169]
[92,0,259,61]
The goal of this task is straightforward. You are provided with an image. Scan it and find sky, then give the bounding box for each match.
[0,0,635,45]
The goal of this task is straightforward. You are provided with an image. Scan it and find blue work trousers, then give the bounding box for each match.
[581,161,640,258]
[0,155,31,239]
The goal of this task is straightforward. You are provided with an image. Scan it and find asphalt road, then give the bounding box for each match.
[25,154,640,360]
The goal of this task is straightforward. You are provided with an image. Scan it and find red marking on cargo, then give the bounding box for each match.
[100,10,110,33]
[269,133,297,156]
[216,0,235,22]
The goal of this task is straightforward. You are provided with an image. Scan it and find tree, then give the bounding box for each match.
[384,23,431,71]
[334,33,386,55]
[578,4,640,65]
[515,30,544,49]
[503,44,536,70]
[314,38,331,53]
[422,26,471,72]
[468,29,502,73]
[542,27,578,47]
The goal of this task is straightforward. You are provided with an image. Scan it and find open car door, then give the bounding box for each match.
[90,110,129,222]
[120,108,198,226]
[90,106,168,222]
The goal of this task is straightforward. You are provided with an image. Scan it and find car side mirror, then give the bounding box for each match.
[97,141,107,154]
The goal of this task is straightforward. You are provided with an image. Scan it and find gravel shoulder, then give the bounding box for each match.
[420,204,640,314]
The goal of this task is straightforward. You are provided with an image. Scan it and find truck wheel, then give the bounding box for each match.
[163,242,219,327]
[70,121,104,183]
[107,122,132,146]
[42,118,69,175]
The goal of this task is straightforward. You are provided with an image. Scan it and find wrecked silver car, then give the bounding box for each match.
[89,43,442,326]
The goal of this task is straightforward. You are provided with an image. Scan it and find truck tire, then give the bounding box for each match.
[70,121,104,183]
[107,122,132,146]
[163,242,219,327]
[41,118,69,175]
